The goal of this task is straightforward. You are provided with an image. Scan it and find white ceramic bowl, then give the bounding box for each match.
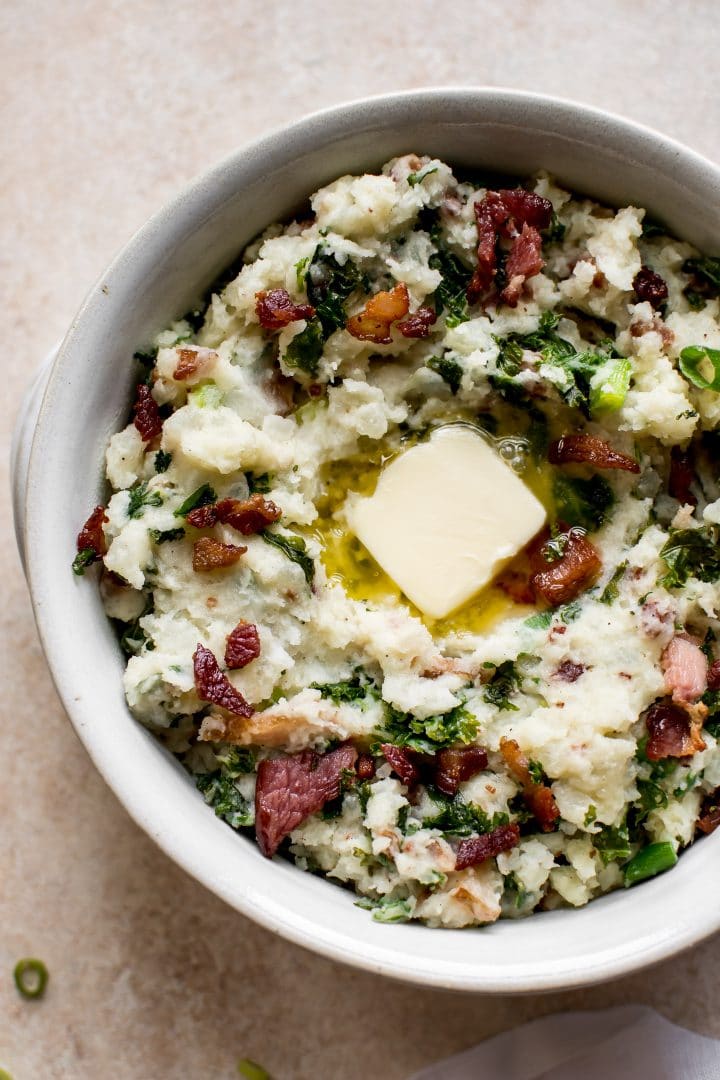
[14,88,720,992]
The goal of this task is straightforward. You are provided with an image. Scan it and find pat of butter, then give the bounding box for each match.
[345,425,546,619]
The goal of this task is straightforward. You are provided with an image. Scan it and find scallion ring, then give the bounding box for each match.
[13,958,49,1000]
[678,345,720,392]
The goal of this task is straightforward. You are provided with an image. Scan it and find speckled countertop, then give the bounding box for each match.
[4,2,720,1077]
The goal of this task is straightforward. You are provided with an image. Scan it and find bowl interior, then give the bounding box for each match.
[24,89,720,991]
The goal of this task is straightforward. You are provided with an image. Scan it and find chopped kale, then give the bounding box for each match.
[311,674,376,705]
[524,609,553,631]
[594,818,632,865]
[262,530,315,585]
[283,318,325,376]
[641,216,668,239]
[552,473,614,532]
[354,895,414,923]
[305,247,366,335]
[374,702,477,755]
[673,771,702,799]
[635,777,668,820]
[543,211,566,243]
[72,548,97,576]
[133,347,157,385]
[599,561,627,604]
[149,527,185,544]
[423,788,509,837]
[182,306,205,333]
[246,471,273,494]
[154,449,172,474]
[174,483,217,518]
[483,660,522,712]
[659,525,720,589]
[683,255,720,293]
[127,481,163,519]
[119,617,153,657]
[429,241,473,328]
[426,355,463,393]
[196,772,253,829]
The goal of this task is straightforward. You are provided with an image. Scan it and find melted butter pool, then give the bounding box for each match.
[313,422,557,637]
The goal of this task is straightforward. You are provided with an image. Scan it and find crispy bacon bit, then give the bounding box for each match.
[553,660,585,683]
[224,621,261,669]
[455,822,521,870]
[633,266,669,309]
[549,434,640,473]
[496,567,535,605]
[707,660,720,691]
[133,383,163,443]
[255,742,357,857]
[173,346,219,381]
[193,643,254,718]
[434,746,488,796]
[629,316,674,347]
[645,698,703,760]
[192,537,246,571]
[77,505,108,558]
[661,635,708,704]
[356,753,376,781]
[669,447,697,506]
[467,188,553,304]
[381,743,421,787]
[697,790,720,835]
[186,503,218,529]
[529,528,602,606]
[265,370,297,416]
[255,289,315,330]
[215,494,281,535]
[501,223,544,307]
[500,737,559,832]
[346,283,410,344]
[397,306,438,338]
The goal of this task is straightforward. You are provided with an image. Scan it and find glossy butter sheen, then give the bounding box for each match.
[346,425,547,619]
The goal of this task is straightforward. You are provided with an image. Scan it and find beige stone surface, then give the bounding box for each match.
[3,1,720,1076]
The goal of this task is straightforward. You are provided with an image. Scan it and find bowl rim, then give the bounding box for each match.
[21,86,720,992]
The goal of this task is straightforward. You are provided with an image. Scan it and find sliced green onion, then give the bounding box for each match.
[174,483,217,518]
[13,958,49,1000]
[71,547,96,576]
[589,357,633,414]
[623,841,678,887]
[678,345,720,392]
[237,1060,272,1080]
[189,381,224,408]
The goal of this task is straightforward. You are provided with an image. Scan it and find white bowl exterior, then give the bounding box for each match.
[20,88,720,992]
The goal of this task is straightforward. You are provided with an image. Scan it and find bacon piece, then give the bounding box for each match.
[397,306,438,338]
[645,698,703,760]
[173,346,219,381]
[224,621,261,669]
[629,315,674,347]
[553,660,585,682]
[500,737,559,832]
[255,289,316,330]
[346,283,410,344]
[697,790,720,835]
[549,434,640,473]
[669,447,697,506]
[381,744,422,787]
[707,660,720,691]
[501,223,544,307]
[434,746,488,796]
[633,266,668,309]
[186,503,218,529]
[661,635,708,704]
[193,643,254,717]
[133,383,163,443]
[255,742,358,857]
[214,494,281,535]
[467,188,552,304]
[77,505,108,559]
[192,537,246,571]
[496,567,535,605]
[455,822,521,870]
[529,528,602,606]
[356,753,376,781]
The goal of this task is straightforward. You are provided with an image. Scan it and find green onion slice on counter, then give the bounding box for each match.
[13,958,49,1000]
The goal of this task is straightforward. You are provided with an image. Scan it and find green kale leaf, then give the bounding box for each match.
[423,788,509,837]
[305,247,366,335]
[483,660,522,712]
[311,674,377,705]
[127,481,163,519]
[154,449,172,474]
[174,483,217,518]
[659,525,720,589]
[283,318,325,377]
[426,355,463,393]
[429,242,473,328]
[196,772,254,829]
[374,702,478,754]
[552,473,615,532]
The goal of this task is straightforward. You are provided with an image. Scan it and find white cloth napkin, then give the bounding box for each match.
[410,1006,720,1080]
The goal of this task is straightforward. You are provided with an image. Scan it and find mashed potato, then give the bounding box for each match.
[78,156,720,927]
